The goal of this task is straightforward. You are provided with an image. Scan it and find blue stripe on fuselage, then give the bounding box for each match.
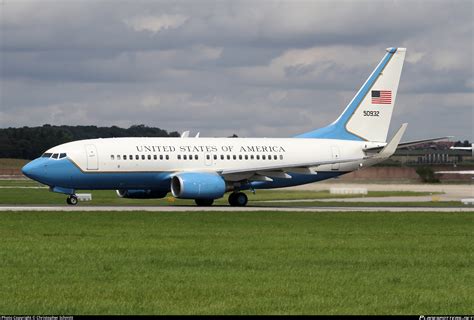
[295,49,396,140]
[23,157,172,191]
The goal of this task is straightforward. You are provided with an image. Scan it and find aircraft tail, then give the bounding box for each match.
[296,47,406,142]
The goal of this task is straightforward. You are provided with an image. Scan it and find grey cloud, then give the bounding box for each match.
[0,0,472,141]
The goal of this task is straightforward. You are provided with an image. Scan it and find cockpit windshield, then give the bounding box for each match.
[41,152,67,159]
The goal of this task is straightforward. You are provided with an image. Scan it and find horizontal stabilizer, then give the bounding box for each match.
[364,135,452,152]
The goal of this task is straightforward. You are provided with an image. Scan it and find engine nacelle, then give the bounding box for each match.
[171,172,226,199]
[116,189,167,199]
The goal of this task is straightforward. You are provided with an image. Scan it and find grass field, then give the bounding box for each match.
[0,211,472,315]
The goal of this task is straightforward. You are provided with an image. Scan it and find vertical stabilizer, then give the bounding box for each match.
[297,48,406,142]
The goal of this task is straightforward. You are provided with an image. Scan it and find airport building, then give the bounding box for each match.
[391,149,473,165]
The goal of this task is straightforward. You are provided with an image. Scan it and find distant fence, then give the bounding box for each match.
[0,169,22,176]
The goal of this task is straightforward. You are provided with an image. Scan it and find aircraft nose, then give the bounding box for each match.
[22,159,45,181]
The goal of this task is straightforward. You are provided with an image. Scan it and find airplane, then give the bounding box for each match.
[436,144,474,175]
[21,47,444,206]
[450,144,473,155]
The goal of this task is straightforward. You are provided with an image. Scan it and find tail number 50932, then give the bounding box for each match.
[363,110,380,117]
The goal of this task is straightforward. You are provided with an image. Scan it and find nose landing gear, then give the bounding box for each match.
[66,195,78,205]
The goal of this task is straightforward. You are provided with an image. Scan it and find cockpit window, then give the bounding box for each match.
[59,153,67,159]
[42,153,53,158]
[52,153,59,159]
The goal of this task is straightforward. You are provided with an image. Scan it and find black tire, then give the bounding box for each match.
[195,198,214,206]
[66,197,71,205]
[229,192,248,207]
[228,192,237,206]
[68,195,78,206]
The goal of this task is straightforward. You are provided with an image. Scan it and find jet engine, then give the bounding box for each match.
[170,172,226,199]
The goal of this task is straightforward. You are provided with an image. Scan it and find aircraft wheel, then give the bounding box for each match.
[229,192,248,207]
[228,192,237,206]
[67,195,78,206]
[195,198,214,206]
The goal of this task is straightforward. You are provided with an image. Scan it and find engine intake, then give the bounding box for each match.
[171,172,226,199]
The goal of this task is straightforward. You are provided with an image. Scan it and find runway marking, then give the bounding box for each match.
[0,206,473,212]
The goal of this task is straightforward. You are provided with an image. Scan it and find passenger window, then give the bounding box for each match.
[130,155,133,160]
[280,155,283,160]
[123,155,127,160]
[220,155,224,160]
[117,155,121,160]
[178,155,181,160]
[250,155,254,160]
[233,155,237,160]
[183,155,187,160]
[256,155,260,160]
[189,155,193,160]
[213,155,217,160]
[153,155,157,160]
[195,155,199,160]
[111,155,115,160]
[147,155,151,160]
[245,155,248,160]
[262,155,266,160]
[166,155,169,160]
[274,155,277,160]
[227,155,231,160]
[52,153,59,159]
[206,155,210,160]
[160,155,163,160]
[135,155,139,160]
[268,155,271,160]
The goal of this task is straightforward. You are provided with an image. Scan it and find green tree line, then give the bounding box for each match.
[0,124,180,160]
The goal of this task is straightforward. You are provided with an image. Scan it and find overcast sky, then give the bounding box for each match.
[1,0,473,140]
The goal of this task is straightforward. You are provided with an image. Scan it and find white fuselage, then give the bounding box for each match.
[46,137,380,174]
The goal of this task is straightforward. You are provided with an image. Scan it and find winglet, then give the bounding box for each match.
[375,123,408,159]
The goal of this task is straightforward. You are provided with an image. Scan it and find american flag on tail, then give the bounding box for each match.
[371,90,392,104]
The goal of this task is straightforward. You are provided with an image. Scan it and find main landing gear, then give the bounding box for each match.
[66,195,78,205]
[228,192,248,207]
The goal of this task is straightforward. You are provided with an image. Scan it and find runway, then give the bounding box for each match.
[1,205,473,212]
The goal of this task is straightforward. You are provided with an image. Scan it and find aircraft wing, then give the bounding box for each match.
[219,156,367,182]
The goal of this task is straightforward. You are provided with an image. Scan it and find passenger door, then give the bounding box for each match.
[85,144,99,170]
